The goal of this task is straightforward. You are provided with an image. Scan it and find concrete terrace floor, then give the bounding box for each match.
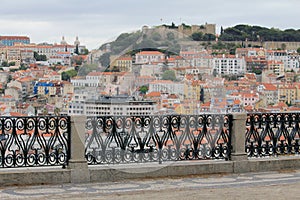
[0,169,300,199]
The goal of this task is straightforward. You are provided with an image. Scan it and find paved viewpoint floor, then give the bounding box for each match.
[1,169,300,200]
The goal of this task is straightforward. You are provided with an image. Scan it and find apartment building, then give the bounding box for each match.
[212,54,246,75]
[148,80,184,96]
[135,51,165,64]
[0,36,30,46]
[68,95,156,116]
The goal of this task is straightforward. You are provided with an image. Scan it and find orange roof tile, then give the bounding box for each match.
[263,83,277,91]
[146,91,161,97]
[136,51,164,55]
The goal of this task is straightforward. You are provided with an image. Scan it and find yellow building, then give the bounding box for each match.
[267,60,284,76]
[115,57,132,72]
[183,80,203,101]
[278,84,296,105]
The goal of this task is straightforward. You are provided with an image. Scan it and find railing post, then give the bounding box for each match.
[68,115,90,183]
[231,113,248,161]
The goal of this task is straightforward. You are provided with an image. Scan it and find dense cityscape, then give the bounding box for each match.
[1,22,300,116]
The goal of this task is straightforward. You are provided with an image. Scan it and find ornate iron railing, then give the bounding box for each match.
[85,114,232,165]
[0,116,71,168]
[246,113,300,157]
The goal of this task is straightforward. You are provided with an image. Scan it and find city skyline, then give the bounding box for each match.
[0,0,300,49]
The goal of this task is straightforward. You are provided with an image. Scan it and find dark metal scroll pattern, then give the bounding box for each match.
[246,113,300,157]
[85,115,232,165]
[0,116,70,168]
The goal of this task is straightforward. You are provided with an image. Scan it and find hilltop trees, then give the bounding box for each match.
[191,32,216,41]
[219,25,300,42]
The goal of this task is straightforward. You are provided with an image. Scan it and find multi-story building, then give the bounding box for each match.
[139,63,163,77]
[179,50,212,68]
[0,36,86,66]
[135,51,165,64]
[183,80,204,101]
[68,95,156,116]
[267,60,285,76]
[0,95,17,114]
[286,53,300,71]
[278,84,296,105]
[33,80,74,97]
[257,83,278,106]
[266,50,288,69]
[71,71,103,88]
[212,54,246,75]
[113,57,133,72]
[240,92,259,107]
[67,90,88,115]
[148,80,184,96]
[136,76,156,87]
[0,36,30,46]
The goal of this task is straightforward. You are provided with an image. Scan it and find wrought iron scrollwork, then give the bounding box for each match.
[85,114,232,165]
[0,116,70,168]
[246,113,300,157]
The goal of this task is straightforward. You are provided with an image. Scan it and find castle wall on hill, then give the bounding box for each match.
[142,23,216,38]
[178,23,216,36]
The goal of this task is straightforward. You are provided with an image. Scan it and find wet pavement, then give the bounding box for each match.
[1,169,300,199]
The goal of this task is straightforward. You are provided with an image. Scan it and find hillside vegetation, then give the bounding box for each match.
[219,24,300,42]
[100,29,181,56]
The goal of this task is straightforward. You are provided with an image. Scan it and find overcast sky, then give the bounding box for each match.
[0,0,299,49]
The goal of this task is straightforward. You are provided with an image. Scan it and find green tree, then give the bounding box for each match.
[19,63,27,70]
[139,85,148,94]
[191,32,203,41]
[202,34,216,41]
[297,47,300,54]
[61,69,77,81]
[7,75,12,83]
[74,45,79,55]
[39,54,47,61]
[34,52,47,61]
[9,68,18,72]
[8,61,15,66]
[81,48,89,55]
[61,72,70,81]
[1,61,8,67]
[162,70,176,81]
